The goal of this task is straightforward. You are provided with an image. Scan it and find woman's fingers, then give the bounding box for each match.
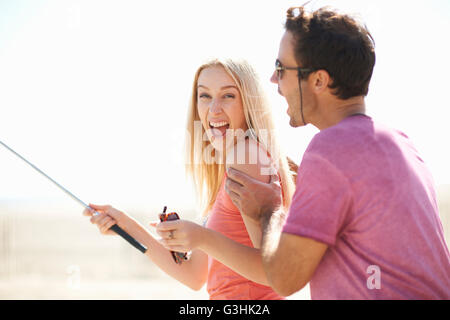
[154,219,199,252]
[84,205,106,218]
[89,203,112,213]
[156,229,173,239]
[88,203,124,222]
[90,212,103,225]
[83,207,97,217]
[159,237,184,246]
[83,208,91,217]
[155,221,179,236]
[89,212,116,234]
[98,214,112,228]
[156,220,180,231]
[100,218,116,234]
[90,211,108,224]
[82,203,125,236]
[156,227,185,241]
[154,221,187,243]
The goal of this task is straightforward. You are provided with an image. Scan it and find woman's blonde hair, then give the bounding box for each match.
[185,58,295,215]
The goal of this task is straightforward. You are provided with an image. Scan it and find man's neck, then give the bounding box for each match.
[314,96,366,130]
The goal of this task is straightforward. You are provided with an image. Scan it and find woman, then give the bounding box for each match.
[84,58,295,299]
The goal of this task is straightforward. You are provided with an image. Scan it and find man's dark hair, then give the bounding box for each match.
[285,6,376,100]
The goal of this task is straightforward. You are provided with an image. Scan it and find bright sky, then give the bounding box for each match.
[1,0,450,214]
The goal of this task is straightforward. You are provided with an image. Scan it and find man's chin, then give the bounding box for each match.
[289,116,304,128]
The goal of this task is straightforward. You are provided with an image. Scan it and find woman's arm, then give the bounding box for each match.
[200,226,269,285]
[156,219,270,286]
[84,204,208,291]
[157,137,275,286]
[225,138,273,248]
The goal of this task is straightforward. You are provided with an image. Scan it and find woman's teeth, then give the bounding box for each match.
[208,121,230,140]
[210,121,229,128]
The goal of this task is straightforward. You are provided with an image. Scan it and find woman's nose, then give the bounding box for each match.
[209,100,222,114]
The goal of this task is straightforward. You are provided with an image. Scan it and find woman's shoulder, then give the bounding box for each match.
[225,138,272,184]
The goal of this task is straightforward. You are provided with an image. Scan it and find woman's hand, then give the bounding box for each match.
[83,203,127,236]
[151,220,205,253]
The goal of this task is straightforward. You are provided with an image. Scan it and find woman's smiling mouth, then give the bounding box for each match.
[209,120,230,137]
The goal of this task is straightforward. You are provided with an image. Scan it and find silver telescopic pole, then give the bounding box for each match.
[0,140,147,253]
[1,140,90,208]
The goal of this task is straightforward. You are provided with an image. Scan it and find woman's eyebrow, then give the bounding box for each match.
[197,85,238,90]
[220,85,238,90]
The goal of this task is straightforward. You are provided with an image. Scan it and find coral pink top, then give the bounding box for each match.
[205,175,284,300]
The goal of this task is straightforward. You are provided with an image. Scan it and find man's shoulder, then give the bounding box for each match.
[307,115,397,155]
[306,118,360,155]
[303,115,414,173]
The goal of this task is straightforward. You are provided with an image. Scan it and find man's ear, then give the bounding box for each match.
[311,69,331,93]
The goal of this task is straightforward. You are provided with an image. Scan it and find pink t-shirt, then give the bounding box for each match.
[283,114,450,299]
[206,177,284,300]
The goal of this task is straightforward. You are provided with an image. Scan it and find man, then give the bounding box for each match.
[225,6,450,299]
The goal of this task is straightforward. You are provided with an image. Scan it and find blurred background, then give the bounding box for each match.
[0,0,449,299]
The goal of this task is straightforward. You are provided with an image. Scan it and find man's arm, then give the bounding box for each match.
[226,168,328,297]
[259,209,328,296]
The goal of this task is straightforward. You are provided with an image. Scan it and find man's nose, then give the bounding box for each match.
[270,70,278,84]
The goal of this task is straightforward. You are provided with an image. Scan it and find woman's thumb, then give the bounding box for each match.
[89,203,110,210]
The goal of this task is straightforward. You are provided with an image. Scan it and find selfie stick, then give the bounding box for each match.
[0,140,147,254]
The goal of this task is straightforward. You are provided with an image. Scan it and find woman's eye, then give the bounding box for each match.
[224,94,235,99]
[199,93,211,99]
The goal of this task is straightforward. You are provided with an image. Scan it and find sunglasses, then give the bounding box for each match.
[275,59,313,80]
[159,207,189,265]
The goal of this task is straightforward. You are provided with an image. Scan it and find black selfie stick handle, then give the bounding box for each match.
[110,224,147,253]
